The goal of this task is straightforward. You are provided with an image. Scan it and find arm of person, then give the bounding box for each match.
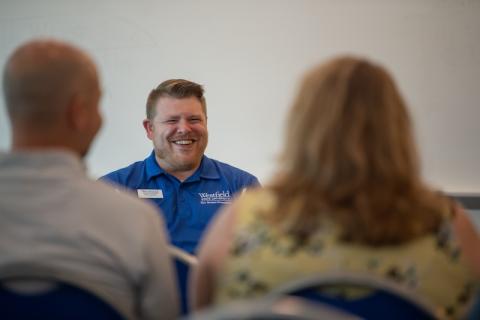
[140,209,180,320]
[452,203,480,278]
[190,202,238,311]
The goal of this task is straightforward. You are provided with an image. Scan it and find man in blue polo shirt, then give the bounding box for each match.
[101,79,259,313]
[101,78,259,254]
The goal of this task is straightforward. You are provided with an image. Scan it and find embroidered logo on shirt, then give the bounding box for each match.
[137,189,164,198]
[198,191,231,204]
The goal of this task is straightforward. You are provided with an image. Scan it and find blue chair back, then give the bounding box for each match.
[270,272,440,320]
[184,295,360,320]
[466,293,480,320]
[0,278,124,320]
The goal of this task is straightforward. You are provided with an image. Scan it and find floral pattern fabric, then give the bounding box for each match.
[213,189,478,319]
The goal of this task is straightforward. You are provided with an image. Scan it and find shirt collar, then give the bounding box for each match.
[145,151,163,180]
[196,155,220,180]
[145,151,220,181]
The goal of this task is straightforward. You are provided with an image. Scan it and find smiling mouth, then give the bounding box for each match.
[172,139,195,145]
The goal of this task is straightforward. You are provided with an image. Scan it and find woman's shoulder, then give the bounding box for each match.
[233,187,278,224]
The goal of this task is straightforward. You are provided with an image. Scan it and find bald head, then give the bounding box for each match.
[3,39,97,125]
[2,39,102,156]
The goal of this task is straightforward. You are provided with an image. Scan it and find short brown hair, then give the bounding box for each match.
[145,79,206,119]
[268,56,447,245]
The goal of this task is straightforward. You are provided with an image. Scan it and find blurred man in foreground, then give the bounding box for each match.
[0,39,178,320]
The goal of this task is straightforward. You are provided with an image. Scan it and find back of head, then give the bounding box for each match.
[2,39,102,156]
[270,56,447,245]
[284,57,417,191]
[145,79,206,119]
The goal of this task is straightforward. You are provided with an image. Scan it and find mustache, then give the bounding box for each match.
[169,134,198,141]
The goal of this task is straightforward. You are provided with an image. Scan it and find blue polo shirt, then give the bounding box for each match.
[100,151,260,254]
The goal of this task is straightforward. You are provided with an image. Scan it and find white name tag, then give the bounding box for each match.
[137,189,164,199]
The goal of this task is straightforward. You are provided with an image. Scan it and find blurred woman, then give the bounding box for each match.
[191,56,480,319]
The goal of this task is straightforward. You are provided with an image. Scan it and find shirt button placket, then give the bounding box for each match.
[178,185,187,219]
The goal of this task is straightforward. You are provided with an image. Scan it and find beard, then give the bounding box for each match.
[154,143,206,173]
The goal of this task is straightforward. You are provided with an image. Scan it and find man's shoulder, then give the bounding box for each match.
[100,159,147,185]
[82,178,160,220]
[66,179,166,246]
[205,156,259,185]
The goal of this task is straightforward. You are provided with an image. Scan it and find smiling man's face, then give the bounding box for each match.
[144,95,208,177]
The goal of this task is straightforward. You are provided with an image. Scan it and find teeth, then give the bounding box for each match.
[174,140,193,145]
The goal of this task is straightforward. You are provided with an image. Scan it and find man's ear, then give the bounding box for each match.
[143,119,154,140]
[66,94,88,131]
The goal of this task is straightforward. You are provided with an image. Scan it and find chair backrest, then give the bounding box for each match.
[184,295,361,320]
[0,277,125,320]
[268,272,442,320]
[168,245,198,315]
[466,293,480,320]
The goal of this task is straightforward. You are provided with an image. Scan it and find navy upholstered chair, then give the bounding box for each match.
[268,272,440,320]
[0,277,124,320]
[184,295,360,320]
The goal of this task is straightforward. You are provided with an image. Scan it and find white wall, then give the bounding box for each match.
[1,0,479,192]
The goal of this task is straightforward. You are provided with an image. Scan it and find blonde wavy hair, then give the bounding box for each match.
[269,56,449,245]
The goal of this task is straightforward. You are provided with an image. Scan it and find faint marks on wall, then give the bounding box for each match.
[0,11,159,53]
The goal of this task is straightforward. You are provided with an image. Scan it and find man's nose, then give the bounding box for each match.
[176,119,192,133]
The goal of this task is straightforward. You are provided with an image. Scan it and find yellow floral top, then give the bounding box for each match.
[213,189,478,319]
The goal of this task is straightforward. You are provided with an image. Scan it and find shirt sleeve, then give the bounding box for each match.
[98,172,121,184]
[240,174,261,190]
